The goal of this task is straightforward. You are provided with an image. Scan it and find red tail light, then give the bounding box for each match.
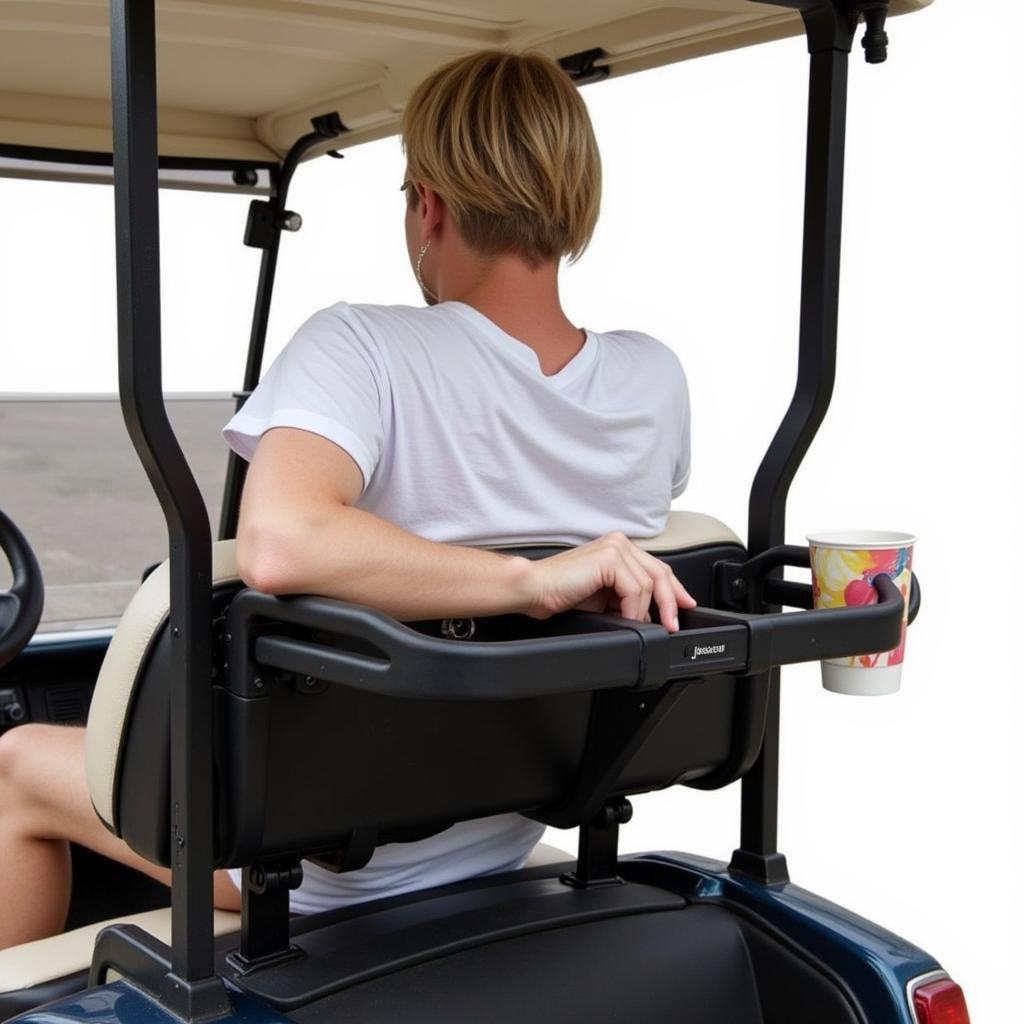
[912,978,971,1024]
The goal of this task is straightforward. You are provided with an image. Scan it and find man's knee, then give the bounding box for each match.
[0,724,77,804]
[0,723,38,789]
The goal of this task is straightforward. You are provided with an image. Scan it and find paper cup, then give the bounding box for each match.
[807,530,916,696]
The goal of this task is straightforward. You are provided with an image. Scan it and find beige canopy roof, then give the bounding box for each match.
[1,0,931,170]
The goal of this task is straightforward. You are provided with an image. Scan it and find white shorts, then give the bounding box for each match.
[228,812,546,915]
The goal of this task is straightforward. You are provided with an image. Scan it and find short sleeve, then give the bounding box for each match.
[222,303,388,493]
[670,362,691,498]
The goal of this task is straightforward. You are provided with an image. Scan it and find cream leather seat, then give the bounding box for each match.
[0,511,741,1015]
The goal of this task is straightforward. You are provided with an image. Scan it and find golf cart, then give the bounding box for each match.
[0,0,971,1022]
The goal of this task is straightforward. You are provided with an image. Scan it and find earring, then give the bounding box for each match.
[416,239,439,302]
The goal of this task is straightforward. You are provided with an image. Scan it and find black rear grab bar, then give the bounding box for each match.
[226,546,917,701]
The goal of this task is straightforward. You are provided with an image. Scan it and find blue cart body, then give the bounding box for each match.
[9,852,940,1024]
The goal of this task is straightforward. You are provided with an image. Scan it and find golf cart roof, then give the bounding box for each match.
[1,0,931,177]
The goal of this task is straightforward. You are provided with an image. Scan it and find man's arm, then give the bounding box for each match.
[236,428,694,629]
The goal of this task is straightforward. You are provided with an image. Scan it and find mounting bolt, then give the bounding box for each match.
[442,618,476,640]
[277,211,303,232]
[595,797,633,828]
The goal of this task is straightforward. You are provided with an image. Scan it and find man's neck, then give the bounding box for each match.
[444,255,584,376]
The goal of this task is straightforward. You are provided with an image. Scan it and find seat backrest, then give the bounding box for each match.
[86,512,748,869]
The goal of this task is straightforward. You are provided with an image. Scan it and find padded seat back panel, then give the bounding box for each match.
[186,544,747,867]
[288,906,764,1024]
[252,689,591,857]
[90,512,752,869]
[221,545,745,865]
[122,542,750,868]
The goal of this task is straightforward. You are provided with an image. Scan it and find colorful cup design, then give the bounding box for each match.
[807,530,916,696]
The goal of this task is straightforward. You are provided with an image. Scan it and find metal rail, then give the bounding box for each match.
[729,0,878,885]
[108,0,229,1017]
[218,118,346,540]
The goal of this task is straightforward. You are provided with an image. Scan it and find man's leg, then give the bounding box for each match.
[0,723,239,950]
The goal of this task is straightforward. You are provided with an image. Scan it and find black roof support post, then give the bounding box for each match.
[729,1,870,885]
[218,115,346,541]
[109,0,231,1017]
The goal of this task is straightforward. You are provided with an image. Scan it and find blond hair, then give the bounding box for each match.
[401,50,601,265]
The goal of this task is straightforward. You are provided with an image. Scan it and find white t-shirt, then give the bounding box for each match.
[222,299,691,913]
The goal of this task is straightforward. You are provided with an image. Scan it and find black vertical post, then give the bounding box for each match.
[109,0,229,1016]
[218,119,345,541]
[730,3,858,883]
[218,234,281,541]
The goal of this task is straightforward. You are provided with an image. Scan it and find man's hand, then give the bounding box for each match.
[239,429,696,630]
[517,532,697,632]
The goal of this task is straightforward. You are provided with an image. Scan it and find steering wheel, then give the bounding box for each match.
[0,509,44,669]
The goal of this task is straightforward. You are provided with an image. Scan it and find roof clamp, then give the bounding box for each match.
[310,111,347,137]
[856,1,890,63]
[557,48,610,85]
[311,112,348,159]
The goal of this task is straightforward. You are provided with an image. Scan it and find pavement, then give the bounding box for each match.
[0,395,234,631]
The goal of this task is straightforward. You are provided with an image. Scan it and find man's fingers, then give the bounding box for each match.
[610,556,648,623]
[620,547,655,623]
[634,547,697,625]
[580,535,696,630]
[652,569,681,631]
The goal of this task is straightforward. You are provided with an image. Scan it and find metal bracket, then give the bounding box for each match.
[561,798,633,889]
[729,848,791,886]
[753,1,890,61]
[241,111,345,250]
[558,48,610,85]
[529,681,690,830]
[714,545,813,613]
[226,859,304,974]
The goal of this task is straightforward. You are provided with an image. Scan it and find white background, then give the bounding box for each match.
[2,0,1021,1019]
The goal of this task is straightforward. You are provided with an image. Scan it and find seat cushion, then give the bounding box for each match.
[84,541,242,831]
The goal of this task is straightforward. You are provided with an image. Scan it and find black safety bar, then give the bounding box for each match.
[731,0,888,885]
[227,591,662,699]
[227,557,910,702]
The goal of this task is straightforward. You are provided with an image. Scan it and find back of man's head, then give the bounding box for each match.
[402,50,602,266]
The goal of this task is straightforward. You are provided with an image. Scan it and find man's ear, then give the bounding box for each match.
[416,184,445,243]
